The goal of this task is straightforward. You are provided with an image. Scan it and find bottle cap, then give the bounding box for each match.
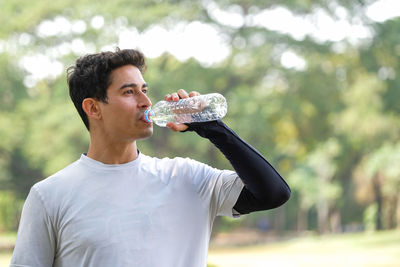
[144,109,153,123]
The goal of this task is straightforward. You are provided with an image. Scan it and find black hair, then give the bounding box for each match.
[67,48,146,130]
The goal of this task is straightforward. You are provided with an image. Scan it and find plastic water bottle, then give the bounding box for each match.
[144,93,227,127]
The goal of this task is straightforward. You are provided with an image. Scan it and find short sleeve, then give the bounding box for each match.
[211,171,244,217]
[185,158,244,218]
[10,186,56,267]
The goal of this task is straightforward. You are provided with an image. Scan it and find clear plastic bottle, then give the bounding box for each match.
[144,93,227,127]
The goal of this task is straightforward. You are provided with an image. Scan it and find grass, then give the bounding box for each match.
[1,230,399,267]
[0,252,10,267]
[0,232,15,267]
[208,230,400,267]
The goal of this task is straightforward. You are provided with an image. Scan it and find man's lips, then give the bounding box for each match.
[139,113,151,123]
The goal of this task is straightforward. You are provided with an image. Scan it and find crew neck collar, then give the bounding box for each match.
[79,151,142,170]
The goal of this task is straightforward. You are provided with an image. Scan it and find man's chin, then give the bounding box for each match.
[137,128,153,140]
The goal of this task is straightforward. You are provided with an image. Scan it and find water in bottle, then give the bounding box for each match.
[144,93,227,127]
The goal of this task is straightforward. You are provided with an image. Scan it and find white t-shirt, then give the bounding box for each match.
[11,153,244,267]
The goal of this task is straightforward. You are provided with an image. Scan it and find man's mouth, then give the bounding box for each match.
[139,113,151,124]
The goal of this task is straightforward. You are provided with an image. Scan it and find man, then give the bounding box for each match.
[11,49,290,267]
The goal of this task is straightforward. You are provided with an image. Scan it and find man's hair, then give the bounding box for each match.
[67,48,146,131]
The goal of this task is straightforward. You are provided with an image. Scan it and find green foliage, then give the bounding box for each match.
[0,0,399,234]
[363,203,377,232]
[360,18,400,114]
[0,191,23,232]
[0,55,27,111]
[355,142,400,230]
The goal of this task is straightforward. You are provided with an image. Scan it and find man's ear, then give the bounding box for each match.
[82,98,102,120]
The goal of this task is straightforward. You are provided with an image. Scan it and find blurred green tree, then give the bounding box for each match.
[0,0,399,234]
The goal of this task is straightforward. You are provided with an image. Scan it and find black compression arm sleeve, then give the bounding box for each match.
[185,120,291,214]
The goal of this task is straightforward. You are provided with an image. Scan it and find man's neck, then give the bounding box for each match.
[86,136,139,165]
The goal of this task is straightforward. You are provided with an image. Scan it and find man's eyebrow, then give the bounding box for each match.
[119,83,148,90]
[119,83,137,90]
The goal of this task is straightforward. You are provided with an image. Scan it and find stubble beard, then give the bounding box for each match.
[136,124,153,140]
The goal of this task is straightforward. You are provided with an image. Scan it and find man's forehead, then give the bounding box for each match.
[109,65,145,84]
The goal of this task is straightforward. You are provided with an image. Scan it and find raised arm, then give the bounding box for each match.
[163,89,290,214]
[184,120,291,214]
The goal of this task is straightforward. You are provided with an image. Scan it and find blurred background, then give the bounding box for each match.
[0,0,399,266]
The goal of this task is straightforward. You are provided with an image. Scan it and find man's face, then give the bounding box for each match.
[98,64,153,141]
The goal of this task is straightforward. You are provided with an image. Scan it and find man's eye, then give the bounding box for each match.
[124,90,134,94]
[142,89,148,94]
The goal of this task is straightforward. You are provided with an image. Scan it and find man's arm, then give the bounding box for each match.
[184,120,291,214]
[11,186,56,267]
[163,89,290,214]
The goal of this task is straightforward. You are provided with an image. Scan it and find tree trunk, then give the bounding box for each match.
[373,175,383,230]
[274,206,286,234]
[388,197,396,229]
[396,194,400,230]
[297,207,308,232]
[329,209,342,233]
[317,200,329,234]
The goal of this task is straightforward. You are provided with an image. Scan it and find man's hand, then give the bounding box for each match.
[164,89,200,132]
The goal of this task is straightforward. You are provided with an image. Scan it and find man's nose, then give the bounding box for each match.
[139,93,152,109]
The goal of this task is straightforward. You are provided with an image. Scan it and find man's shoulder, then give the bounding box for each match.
[141,153,221,183]
[32,158,83,195]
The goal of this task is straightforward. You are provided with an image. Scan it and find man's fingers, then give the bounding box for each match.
[177,89,189,99]
[164,89,200,102]
[171,92,179,101]
[164,90,200,132]
[164,94,172,101]
[188,91,200,97]
[166,122,189,132]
